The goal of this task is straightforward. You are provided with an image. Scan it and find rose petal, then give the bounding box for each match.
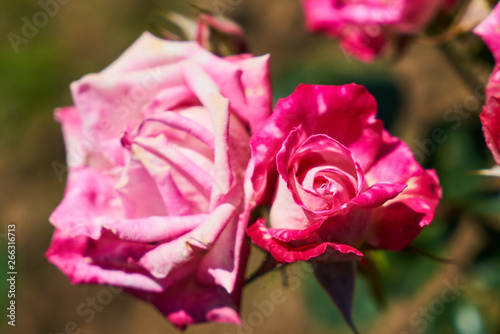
[103,215,207,243]
[480,100,500,165]
[181,61,234,207]
[129,278,242,329]
[247,218,363,263]
[139,203,237,279]
[197,187,249,293]
[473,6,500,64]
[49,167,124,240]
[270,175,321,230]
[364,134,441,250]
[133,134,213,207]
[227,54,273,133]
[474,6,500,165]
[46,228,243,329]
[46,229,162,292]
[348,182,407,209]
[54,107,85,168]
[115,157,168,218]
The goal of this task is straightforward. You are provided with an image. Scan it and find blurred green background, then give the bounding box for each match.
[1,0,499,333]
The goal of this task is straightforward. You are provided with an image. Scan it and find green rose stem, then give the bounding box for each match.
[245,253,280,285]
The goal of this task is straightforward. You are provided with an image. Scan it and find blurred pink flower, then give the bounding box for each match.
[247,84,442,263]
[474,4,500,166]
[46,32,272,329]
[302,0,455,61]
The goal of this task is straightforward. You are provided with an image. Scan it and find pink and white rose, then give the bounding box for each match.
[247,84,442,263]
[46,32,272,328]
[302,0,456,62]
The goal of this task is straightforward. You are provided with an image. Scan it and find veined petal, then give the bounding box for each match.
[139,203,236,278]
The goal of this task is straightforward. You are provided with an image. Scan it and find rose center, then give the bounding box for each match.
[314,175,337,196]
[287,134,363,212]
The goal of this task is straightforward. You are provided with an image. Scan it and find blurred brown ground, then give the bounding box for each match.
[0,0,481,333]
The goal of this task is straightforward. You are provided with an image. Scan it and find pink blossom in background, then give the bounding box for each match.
[46,32,272,329]
[474,4,500,166]
[302,0,456,62]
[247,84,442,264]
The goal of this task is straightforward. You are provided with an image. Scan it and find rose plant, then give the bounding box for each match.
[46,32,271,329]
